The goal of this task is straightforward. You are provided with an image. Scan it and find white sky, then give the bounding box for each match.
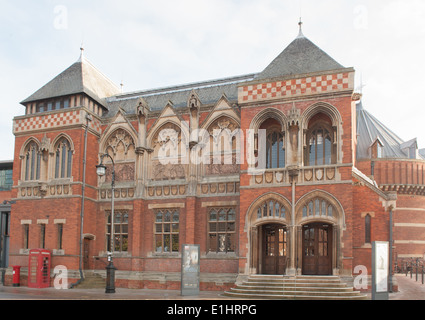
[1,0,425,161]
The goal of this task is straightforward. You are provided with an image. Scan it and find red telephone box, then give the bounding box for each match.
[28,249,51,288]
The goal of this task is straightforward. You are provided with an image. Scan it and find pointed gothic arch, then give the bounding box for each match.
[302,102,343,165]
[295,190,346,275]
[245,192,292,275]
[249,108,288,134]
[20,138,42,182]
[51,134,74,179]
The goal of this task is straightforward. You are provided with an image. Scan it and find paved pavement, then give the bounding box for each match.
[390,274,425,300]
[0,274,424,300]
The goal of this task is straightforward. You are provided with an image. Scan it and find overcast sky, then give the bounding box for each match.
[1,0,424,161]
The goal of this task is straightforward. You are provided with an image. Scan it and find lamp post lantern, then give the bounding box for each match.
[96,154,116,294]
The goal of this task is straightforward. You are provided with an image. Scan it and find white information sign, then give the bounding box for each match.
[375,242,389,293]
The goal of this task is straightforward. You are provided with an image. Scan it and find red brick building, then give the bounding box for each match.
[0,160,13,282]
[6,25,425,290]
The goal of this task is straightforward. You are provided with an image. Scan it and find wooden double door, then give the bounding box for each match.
[302,223,333,275]
[262,224,287,275]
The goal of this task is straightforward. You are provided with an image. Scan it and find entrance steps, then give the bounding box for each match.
[73,271,105,289]
[223,275,368,300]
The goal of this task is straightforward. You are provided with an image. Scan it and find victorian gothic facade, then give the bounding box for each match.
[6,26,425,290]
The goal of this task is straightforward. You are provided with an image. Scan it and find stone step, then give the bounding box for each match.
[228,288,361,296]
[249,275,340,280]
[236,285,354,292]
[244,281,346,288]
[222,291,368,300]
[223,275,368,300]
[74,272,105,289]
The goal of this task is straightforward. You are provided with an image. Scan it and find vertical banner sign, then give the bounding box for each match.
[372,241,389,300]
[181,244,200,296]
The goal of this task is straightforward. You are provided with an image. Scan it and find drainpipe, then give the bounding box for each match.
[70,113,92,288]
[389,206,393,293]
[288,165,299,276]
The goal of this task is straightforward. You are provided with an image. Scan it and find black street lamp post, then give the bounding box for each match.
[96,154,116,294]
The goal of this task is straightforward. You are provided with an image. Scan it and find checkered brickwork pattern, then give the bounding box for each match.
[14,110,102,134]
[239,73,351,103]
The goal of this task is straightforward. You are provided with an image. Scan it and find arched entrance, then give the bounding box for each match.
[302,223,333,275]
[262,224,288,275]
[246,193,292,275]
[295,190,346,276]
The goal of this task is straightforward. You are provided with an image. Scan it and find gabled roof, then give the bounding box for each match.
[356,100,425,160]
[255,30,345,81]
[21,52,121,107]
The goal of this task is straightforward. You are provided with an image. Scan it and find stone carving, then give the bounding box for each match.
[104,163,135,183]
[153,162,186,181]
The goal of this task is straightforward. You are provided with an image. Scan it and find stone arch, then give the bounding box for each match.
[295,190,345,275]
[302,102,342,129]
[101,127,137,161]
[19,137,41,158]
[19,137,42,182]
[50,133,75,154]
[98,127,137,184]
[50,133,75,180]
[249,107,288,134]
[200,115,241,176]
[245,192,292,275]
[148,121,189,181]
[246,192,292,228]
[295,189,345,227]
[148,120,189,149]
[301,102,343,165]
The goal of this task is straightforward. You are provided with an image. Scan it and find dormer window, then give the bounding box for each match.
[370,137,384,159]
[377,144,383,158]
[409,147,417,160]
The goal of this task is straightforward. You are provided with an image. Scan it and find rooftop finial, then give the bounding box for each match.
[297,17,305,38]
[78,42,85,62]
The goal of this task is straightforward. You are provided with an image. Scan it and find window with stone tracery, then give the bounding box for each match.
[305,114,336,166]
[302,198,334,219]
[257,119,286,170]
[256,200,287,220]
[151,123,187,181]
[266,130,285,169]
[54,138,73,179]
[204,117,240,176]
[23,141,41,181]
[103,129,136,183]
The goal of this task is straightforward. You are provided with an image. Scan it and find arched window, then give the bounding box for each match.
[54,138,73,179]
[302,198,335,219]
[306,125,334,166]
[24,141,41,181]
[256,199,287,220]
[365,214,372,244]
[266,130,285,169]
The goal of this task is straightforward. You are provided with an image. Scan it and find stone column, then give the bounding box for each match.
[135,99,151,197]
